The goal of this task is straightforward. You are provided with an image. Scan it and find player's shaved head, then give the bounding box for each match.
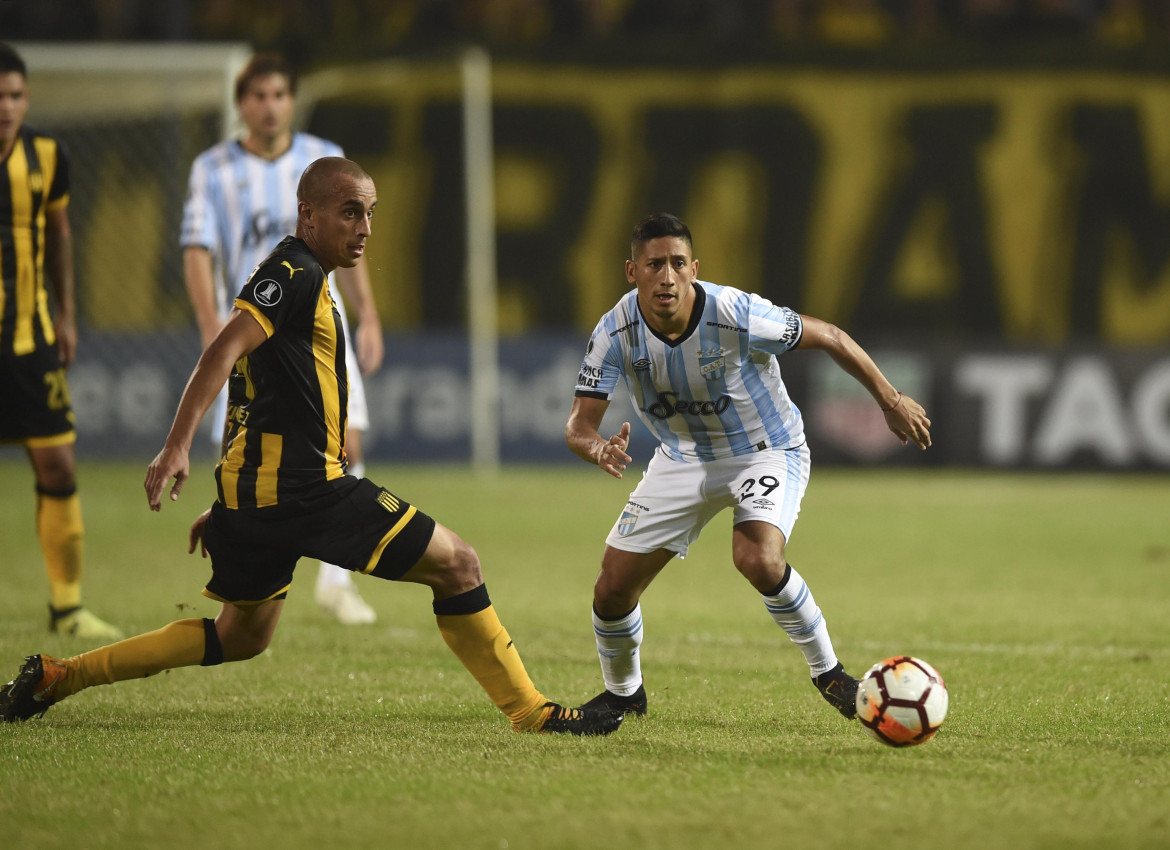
[297,157,372,204]
[295,156,376,274]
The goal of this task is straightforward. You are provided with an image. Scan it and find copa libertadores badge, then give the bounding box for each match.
[254,279,283,307]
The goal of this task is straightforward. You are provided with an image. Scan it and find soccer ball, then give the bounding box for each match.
[855,656,948,748]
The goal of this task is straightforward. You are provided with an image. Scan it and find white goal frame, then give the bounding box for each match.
[12,41,251,138]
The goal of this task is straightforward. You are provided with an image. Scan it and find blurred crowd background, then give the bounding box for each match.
[6,0,1170,61]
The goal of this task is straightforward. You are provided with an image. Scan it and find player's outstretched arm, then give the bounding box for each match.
[796,315,931,450]
[144,308,268,510]
[566,395,632,478]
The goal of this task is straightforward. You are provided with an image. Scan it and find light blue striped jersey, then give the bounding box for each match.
[179,133,345,320]
[575,281,805,462]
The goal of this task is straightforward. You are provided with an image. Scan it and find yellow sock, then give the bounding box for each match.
[436,601,547,729]
[56,619,210,699]
[37,490,84,611]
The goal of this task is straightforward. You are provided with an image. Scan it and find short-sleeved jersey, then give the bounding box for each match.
[0,126,70,357]
[179,132,344,319]
[216,236,349,509]
[575,281,805,462]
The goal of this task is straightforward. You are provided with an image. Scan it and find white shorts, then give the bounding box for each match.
[206,333,368,444]
[605,443,811,557]
[345,337,369,432]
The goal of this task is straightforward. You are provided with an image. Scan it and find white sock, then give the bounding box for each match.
[593,604,644,697]
[762,565,837,677]
[348,460,366,479]
[316,561,354,592]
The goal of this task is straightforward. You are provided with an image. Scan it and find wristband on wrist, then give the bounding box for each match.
[880,391,904,413]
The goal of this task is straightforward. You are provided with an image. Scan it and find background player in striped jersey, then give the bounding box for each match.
[1,157,620,737]
[0,42,121,640]
[180,53,382,625]
[565,213,931,721]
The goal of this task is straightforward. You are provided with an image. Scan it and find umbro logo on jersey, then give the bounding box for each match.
[633,359,651,370]
[254,279,283,307]
[752,498,774,506]
[281,261,303,278]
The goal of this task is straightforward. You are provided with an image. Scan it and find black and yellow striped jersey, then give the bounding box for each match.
[0,126,69,357]
[216,236,349,509]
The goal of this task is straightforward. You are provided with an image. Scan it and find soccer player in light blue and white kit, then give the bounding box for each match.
[180,54,384,625]
[566,214,932,721]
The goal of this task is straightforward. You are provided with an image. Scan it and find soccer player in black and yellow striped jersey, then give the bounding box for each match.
[0,156,621,736]
[0,43,120,641]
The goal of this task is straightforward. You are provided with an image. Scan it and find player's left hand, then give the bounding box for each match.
[144,445,191,511]
[883,393,932,450]
[597,421,633,478]
[355,321,384,375]
[55,315,78,368]
[188,508,212,557]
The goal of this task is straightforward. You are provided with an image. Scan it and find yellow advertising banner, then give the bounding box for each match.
[302,60,1170,345]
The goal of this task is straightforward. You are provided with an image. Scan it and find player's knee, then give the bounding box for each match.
[31,454,76,493]
[593,573,637,617]
[424,534,483,597]
[219,628,273,662]
[734,551,787,592]
[444,537,483,588]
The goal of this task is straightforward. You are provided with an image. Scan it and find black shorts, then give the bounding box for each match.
[0,346,76,445]
[201,476,437,606]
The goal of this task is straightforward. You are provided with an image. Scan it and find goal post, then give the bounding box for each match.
[13,42,251,139]
[297,49,503,472]
[8,42,253,457]
[10,43,505,467]
[461,47,501,473]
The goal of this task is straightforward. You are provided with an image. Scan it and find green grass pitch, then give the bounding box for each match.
[1,458,1167,849]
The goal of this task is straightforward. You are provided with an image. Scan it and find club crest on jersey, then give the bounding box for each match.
[254,279,283,307]
[617,505,642,536]
[698,348,727,381]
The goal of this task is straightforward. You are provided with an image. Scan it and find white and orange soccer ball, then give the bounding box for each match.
[855,656,948,748]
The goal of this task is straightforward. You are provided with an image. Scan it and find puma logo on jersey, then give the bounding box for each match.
[253,279,283,307]
[281,261,303,278]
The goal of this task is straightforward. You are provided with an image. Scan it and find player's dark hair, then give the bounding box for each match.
[631,213,692,257]
[0,42,27,78]
[235,52,297,102]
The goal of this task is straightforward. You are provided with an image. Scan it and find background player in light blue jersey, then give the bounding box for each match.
[180,54,383,625]
[565,213,931,722]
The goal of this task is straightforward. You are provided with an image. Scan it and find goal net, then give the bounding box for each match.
[13,42,251,456]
